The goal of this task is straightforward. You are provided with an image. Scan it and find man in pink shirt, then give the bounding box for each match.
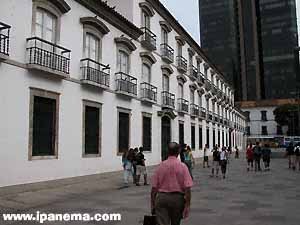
[151,142,193,225]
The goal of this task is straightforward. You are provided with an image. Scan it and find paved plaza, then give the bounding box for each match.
[0,153,300,225]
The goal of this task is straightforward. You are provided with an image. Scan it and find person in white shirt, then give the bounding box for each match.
[220,147,228,179]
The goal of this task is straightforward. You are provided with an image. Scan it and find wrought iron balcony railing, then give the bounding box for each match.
[115,72,137,96]
[176,56,187,72]
[197,72,205,86]
[161,91,175,109]
[140,82,157,103]
[208,111,213,121]
[204,78,212,91]
[26,37,71,75]
[189,66,198,80]
[80,58,110,88]
[140,27,156,51]
[190,104,199,117]
[199,107,206,119]
[177,98,189,113]
[160,43,174,63]
[213,113,219,123]
[0,22,11,58]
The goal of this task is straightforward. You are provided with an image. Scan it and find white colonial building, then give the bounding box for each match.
[0,0,246,187]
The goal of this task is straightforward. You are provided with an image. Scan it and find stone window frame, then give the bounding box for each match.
[31,0,64,44]
[140,52,157,83]
[117,107,132,156]
[82,25,104,63]
[115,37,137,74]
[141,112,153,153]
[28,87,60,161]
[82,100,102,158]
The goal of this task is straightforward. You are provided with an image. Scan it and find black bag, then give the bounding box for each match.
[143,215,157,225]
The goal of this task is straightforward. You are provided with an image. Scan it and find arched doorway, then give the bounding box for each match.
[161,116,171,161]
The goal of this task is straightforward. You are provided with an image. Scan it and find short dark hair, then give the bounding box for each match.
[168,142,180,156]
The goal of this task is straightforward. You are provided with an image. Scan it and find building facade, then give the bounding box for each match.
[0,0,246,187]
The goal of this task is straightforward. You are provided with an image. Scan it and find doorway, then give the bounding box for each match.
[161,116,171,161]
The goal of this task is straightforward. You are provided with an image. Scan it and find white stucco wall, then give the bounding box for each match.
[0,0,246,187]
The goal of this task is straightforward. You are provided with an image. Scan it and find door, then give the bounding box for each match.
[161,116,171,161]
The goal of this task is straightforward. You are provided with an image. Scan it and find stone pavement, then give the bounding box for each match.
[0,154,300,225]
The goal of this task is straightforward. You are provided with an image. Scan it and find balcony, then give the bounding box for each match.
[162,91,175,109]
[160,43,174,64]
[115,72,137,97]
[189,66,198,81]
[217,89,223,99]
[26,37,70,78]
[0,22,11,60]
[190,104,199,117]
[177,98,189,114]
[213,113,219,123]
[140,27,156,51]
[140,82,157,104]
[220,116,223,125]
[197,72,205,86]
[207,111,213,121]
[176,56,187,73]
[204,79,212,91]
[199,107,206,119]
[212,84,218,95]
[80,58,110,89]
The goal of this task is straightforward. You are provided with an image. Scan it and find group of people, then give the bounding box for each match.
[286,142,300,171]
[246,142,271,172]
[122,147,148,187]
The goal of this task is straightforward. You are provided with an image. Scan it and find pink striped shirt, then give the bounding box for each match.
[151,156,193,193]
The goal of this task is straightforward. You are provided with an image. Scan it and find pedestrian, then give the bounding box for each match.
[294,143,300,171]
[211,145,220,177]
[246,144,254,171]
[220,147,228,179]
[235,146,239,159]
[203,144,210,168]
[151,142,193,225]
[253,142,262,172]
[286,142,295,170]
[122,148,132,187]
[184,146,195,180]
[136,147,148,186]
[132,148,139,184]
[180,144,187,163]
[262,144,271,171]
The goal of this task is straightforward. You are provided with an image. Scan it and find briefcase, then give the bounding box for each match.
[143,215,157,225]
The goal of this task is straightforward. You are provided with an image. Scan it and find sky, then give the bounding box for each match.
[160,0,200,45]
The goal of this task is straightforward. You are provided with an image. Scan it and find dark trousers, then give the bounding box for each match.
[220,160,227,174]
[184,161,193,180]
[155,193,185,225]
[255,157,261,171]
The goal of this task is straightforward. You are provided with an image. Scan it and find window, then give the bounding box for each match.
[246,126,251,136]
[198,93,202,107]
[29,89,59,160]
[162,74,169,92]
[117,50,130,73]
[162,28,168,44]
[142,63,151,83]
[35,8,57,43]
[262,126,268,135]
[118,110,130,153]
[217,130,220,145]
[142,115,152,152]
[199,126,203,149]
[213,129,216,147]
[206,98,209,110]
[245,111,250,121]
[179,122,184,145]
[178,84,184,98]
[261,111,267,121]
[206,127,210,148]
[197,60,201,72]
[142,10,150,29]
[191,124,195,150]
[177,43,182,56]
[190,89,195,104]
[83,101,101,156]
[85,33,100,61]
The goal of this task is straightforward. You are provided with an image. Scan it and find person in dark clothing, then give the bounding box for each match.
[132,148,139,184]
[235,146,239,159]
[262,144,271,171]
[136,147,148,186]
[286,143,295,169]
[211,145,220,177]
[253,142,262,172]
[180,144,187,163]
[294,143,300,171]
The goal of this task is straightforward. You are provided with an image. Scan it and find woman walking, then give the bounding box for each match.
[220,147,228,179]
[246,144,254,171]
[184,146,195,179]
[122,149,133,187]
[203,144,210,168]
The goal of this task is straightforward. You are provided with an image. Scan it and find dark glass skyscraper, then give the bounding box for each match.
[199,0,242,99]
[199,0,299,101]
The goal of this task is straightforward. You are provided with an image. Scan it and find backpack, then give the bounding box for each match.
[254,146,261,156]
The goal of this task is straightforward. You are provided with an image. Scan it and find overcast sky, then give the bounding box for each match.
[160,0,200,45]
